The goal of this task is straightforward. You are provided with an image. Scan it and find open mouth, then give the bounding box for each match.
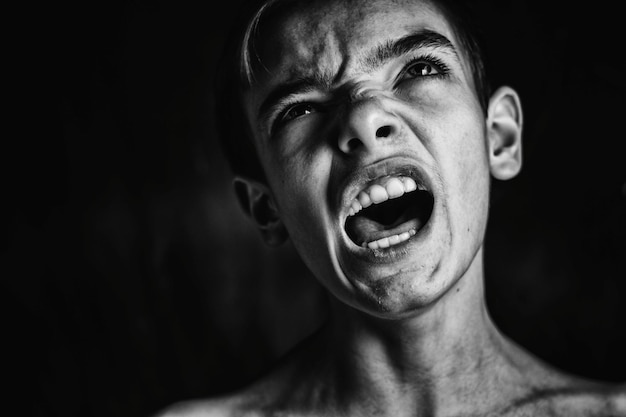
[344,175,434,249]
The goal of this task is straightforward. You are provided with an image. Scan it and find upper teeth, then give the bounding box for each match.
[348,176,425,216]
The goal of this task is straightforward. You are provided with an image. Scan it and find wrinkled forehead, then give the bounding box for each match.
[250,0,458,84]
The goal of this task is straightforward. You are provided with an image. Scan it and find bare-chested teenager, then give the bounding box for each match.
[157,0,626,415]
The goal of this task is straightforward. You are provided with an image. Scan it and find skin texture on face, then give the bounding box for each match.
[239,0,513,318]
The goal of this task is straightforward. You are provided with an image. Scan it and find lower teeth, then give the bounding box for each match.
[362,228,416,249]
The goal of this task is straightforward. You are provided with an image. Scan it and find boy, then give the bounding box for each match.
[160,0,625,415]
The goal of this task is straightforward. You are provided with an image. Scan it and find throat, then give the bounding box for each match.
[322,280,511,414]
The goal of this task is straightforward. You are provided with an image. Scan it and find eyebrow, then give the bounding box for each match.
[257,29,459,122]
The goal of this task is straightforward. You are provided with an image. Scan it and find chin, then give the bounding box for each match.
[332,212,483,320]
[343,254,460,319]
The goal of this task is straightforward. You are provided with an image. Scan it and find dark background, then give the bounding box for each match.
[4,0,625,416]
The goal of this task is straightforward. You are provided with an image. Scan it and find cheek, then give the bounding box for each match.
[457,127,490,213]
[264,141,334,228]
[420,90,490,231]
[263,114,334,195]
[269,149,336,273]
[443,111,488,182]
[444,117,491,241]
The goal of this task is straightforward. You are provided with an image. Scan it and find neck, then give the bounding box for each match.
[319,249,525,416]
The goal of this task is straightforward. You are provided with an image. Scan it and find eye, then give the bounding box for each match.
[398,55,449,83]
[270,100,327,135]
[271,102,320,134]
[280,103,316,123]
[407,61,440,77]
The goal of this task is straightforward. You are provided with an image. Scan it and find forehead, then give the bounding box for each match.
[251,0,457,85]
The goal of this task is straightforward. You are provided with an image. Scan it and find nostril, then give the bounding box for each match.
[376,125,392,138]
[345,137,362,152]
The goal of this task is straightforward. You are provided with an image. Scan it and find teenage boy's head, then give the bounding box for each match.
[215,0,523,318]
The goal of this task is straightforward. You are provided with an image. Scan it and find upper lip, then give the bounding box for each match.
[337,156,433,220]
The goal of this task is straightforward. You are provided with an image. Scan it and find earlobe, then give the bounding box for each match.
[487,86,523,180]
[233,176,288,246]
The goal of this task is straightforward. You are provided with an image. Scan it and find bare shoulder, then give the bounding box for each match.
[153,335,322,417]
[494,339,626,416]
[548,381,626,416]
[502,376,626,416]
[152,369,304,417]
[153,396,241,417]
[152,355,305,417]
[152,389,265,417]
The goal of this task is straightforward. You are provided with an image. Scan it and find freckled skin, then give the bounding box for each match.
[157,0,626,416]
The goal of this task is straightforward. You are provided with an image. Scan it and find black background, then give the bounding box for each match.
[4,1,625,416]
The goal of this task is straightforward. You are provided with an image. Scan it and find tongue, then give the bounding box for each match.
[346,209,421,246]
[345,190,435,246]
[350,216,388,238]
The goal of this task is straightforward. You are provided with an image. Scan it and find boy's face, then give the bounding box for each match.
[241,0,506,317]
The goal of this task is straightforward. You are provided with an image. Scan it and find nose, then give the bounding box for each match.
[337,97,401,155]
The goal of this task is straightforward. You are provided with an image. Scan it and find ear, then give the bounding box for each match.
[233,176,288,246]
[486,86,523,180]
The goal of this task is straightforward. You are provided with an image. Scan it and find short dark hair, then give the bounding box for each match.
[213,0,492,182]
